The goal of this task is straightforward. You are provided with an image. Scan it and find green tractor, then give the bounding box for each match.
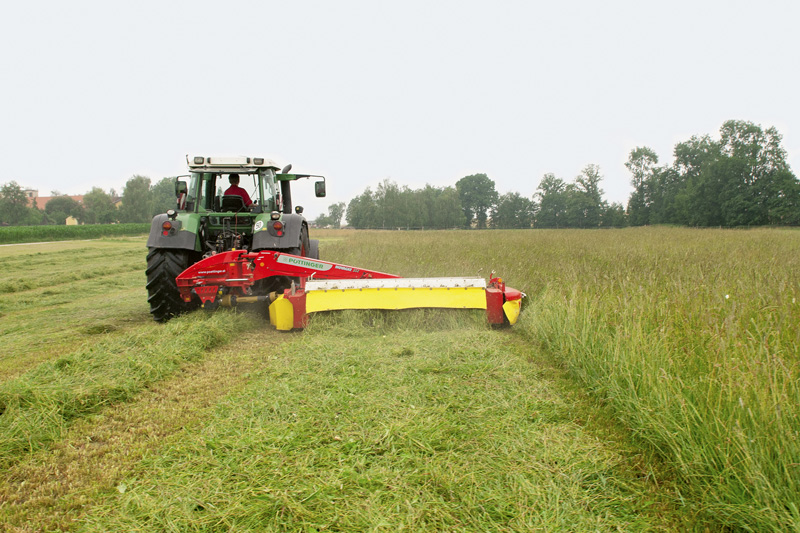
[146,155,326,322]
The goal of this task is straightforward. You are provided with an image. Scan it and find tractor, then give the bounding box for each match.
[146,155,326,322]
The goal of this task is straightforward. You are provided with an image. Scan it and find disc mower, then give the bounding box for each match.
[175,250,525,330]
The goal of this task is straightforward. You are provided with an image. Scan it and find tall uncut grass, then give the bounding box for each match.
[0,223,149,244]
[508,228,800,531]
[321,228,800,530]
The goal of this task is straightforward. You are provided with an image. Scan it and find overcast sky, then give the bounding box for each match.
[1,0,797,219]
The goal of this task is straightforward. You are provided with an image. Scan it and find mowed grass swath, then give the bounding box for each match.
[0,238,261,464]
[82,324,683,532]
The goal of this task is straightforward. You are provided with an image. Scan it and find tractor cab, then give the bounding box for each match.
[150,155,325,263]
[178,156,282,215]
[176,156,325,216]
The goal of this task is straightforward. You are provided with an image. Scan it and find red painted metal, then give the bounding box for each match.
[283,289,309,329]
[175,251,524,327]
[192,285,219,304]
[485,287,505,324]
[176,250,399,304]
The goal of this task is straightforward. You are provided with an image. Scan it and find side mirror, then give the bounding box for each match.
[175,180,187,197]
[314,180,326,198]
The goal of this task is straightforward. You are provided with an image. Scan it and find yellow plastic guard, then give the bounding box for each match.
[503,299,522,325]
[268,295,294,331]
[306,287,487,313]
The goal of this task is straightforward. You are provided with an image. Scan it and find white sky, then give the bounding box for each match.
[1,0,798,219]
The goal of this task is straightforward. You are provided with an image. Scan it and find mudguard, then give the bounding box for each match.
[146,214,198,251]
[252,213,307,250]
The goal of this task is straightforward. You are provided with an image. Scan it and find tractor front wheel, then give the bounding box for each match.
[146,248,199,322]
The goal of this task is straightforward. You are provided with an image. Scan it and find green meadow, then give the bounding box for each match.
[0,223,150,244]
[0,228,797,531]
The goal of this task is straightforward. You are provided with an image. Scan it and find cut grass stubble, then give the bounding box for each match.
[0,311,260,467]
[83,315,680,531]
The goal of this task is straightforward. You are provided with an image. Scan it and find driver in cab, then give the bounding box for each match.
[224,173,253,207]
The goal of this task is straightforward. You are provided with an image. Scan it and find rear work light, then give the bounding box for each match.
[193,156,204,164]
[253,158,264,165]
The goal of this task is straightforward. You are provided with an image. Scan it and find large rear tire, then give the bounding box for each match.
[287,224,310,257]
[146,248,199,322]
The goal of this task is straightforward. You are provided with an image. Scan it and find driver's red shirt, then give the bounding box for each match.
[224,185,253,206]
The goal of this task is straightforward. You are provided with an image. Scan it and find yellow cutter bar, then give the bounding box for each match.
[305,277,488,313]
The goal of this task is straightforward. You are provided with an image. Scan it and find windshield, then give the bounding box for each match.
[222,173,258,204]
[187,172,267,212]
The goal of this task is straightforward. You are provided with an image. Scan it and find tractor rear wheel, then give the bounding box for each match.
[286,224,310,257]
[146,248,199,322]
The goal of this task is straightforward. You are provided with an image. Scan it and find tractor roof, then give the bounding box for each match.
[186,155,280,173]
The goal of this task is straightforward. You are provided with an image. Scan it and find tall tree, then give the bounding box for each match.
[534,173,567,228]
[119,175,152,223]
[83,187,118,224]
[625,147,659,226]
[44,196,84,225]
[455,173,498,229]
[316,202,346,228]
[0,182,37,225]
[151,177,178,217]
[602,202,627,227]
[374,180,403,229]
[327,202,346,228]
[346,188,377,229]
[491,192,534,229]
[573,164,606,228]
[671,135,721,225]
[431,186,465,229]
[717,120,796,225]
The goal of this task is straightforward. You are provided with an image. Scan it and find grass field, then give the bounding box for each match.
[0,228,797,531]
[0,223,150,244]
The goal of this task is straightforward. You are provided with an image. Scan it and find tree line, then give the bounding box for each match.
[626,120,799,226]
[328,120,798,229]
[330,167,627,230]
[0,176,176,226]
[4,120,797,228]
